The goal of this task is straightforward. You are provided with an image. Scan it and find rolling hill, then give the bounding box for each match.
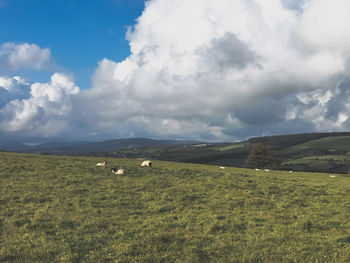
[2,151,350,262]
[2,132,350,173]
[92,132,350,173]
[0,138,201,155]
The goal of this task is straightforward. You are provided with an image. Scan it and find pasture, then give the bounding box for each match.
[1,152,350,262]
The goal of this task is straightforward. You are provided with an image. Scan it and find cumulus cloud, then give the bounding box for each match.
[0,42,52,71]
[70,0,350,141]
[2,0,350,142]
[0,73,79,138]
[294,79,350,131]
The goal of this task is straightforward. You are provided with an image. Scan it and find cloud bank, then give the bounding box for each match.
[2,0,350,142]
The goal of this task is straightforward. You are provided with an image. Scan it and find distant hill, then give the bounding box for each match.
[86,132,350,174]
[3,132,350,173]
[248,132,350,149]
[0,141,91,152]
[0,138,201,155]
[0,142,30,151]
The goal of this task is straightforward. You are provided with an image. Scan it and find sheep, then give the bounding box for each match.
[96,161,107,167]
[112,169,124,175]
[220,166,225,169]
[141,160,152,167]
[264,169,270,172]
[255,168,260,171]
[330,174,336,178]
[289,171,293,173]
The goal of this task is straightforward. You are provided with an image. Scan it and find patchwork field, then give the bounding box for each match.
[1,152,350,262]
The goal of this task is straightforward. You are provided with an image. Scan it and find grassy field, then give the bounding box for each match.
[281,158,334,172]
[89,134,350,174]
[287,136,350,151]
[216,144,245,152]
[2,152,350,262]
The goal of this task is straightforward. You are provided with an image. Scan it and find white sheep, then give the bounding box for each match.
[264,169,270,172]
[220,166,225,169]
[115,169,124,175]
[330,174,336,178]
[141,160,152,167]
[111,168,124,175]
[255,168,260,171]
[96,161,107,167]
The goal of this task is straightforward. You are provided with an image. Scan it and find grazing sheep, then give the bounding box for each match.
[96,161,107,167]
[141,160,152,167]
[111,168,124,175]
[220,166,225,169]
[330,174,336,178]
[289,171,293,173]
[115,169,124,175]
[264,169,270,172]
[255,168,260,171]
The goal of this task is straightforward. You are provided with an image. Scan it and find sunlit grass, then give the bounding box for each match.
[287,136,350,151]
[1,152,350,262]
[216,143,245,151]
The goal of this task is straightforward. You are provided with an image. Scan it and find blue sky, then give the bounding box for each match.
[1,0,350,143]
[0,0,146,89]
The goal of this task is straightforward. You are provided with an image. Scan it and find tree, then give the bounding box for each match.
[245,144,280,169]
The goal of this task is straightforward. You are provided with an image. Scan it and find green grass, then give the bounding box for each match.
[216,144,245,151]
[282,155,350,173]
[282,158,330,165]
[2,152,350,262]
[287,136,350,151]
[282,158,333,171]
[87,134,350,174]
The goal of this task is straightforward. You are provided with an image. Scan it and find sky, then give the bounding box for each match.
[1,0,350,144]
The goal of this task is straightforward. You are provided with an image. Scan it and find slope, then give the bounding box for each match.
[1,152,350,262]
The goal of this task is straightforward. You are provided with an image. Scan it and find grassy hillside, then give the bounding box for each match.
[95,133,350,173]
[2,152,350,262]
[3,132,350,173]
[248,132,350,149]
[285,136,350,151]
[1,138,201,155]
[278,135,350,173]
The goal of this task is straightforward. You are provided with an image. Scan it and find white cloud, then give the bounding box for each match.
[3,0,350,142]
[0,42,52,71]
[72,0,350,141]
[0,73,79,137]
